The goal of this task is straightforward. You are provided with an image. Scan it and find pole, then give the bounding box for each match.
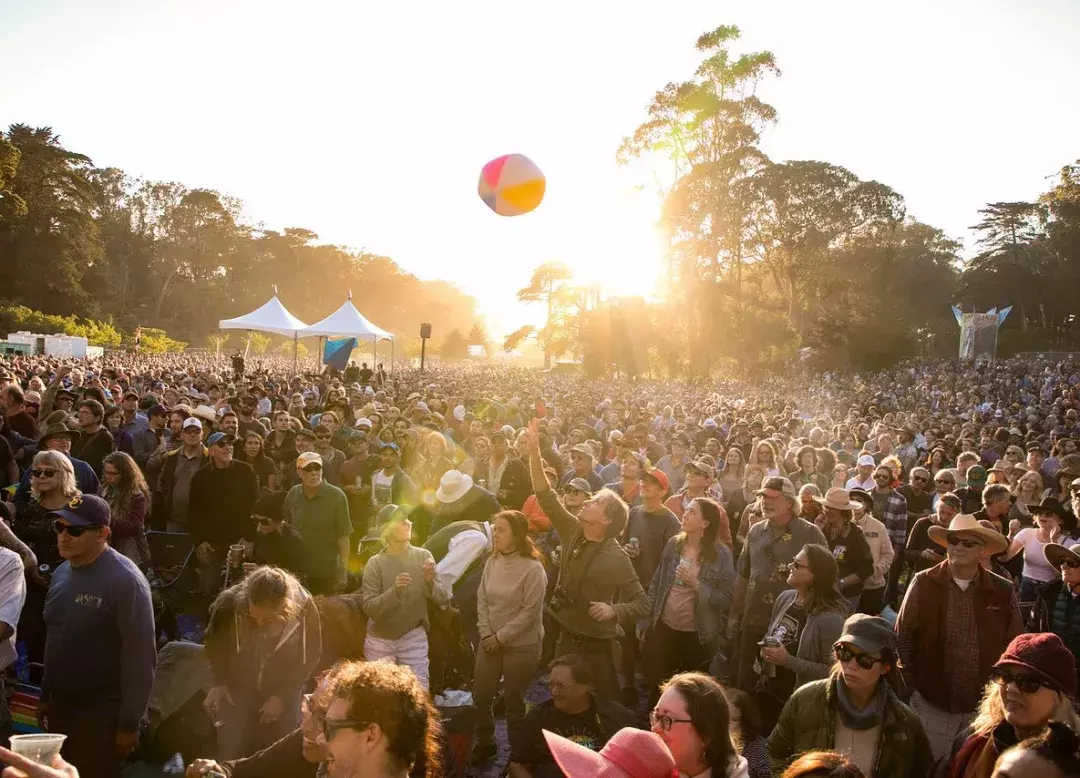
[292,332,298,375]
[420,336,427,373]
[390,339,395,373]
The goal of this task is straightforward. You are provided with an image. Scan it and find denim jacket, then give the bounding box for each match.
[641,535,735,649]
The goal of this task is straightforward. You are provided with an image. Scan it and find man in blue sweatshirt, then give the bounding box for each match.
[41,494,156,778]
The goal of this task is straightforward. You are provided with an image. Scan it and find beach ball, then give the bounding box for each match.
[478,153,546,216]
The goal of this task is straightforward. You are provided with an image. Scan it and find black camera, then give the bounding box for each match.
[549,584,575,613]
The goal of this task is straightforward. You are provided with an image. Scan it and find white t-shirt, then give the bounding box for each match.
[0,547,26,671]
[1015,528,1058,582]
[372,469,394,507]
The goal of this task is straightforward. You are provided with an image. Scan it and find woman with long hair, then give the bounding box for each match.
[925,447,951,474]
[103,404,135,455]
[100,451,151,567]
[360,506,450,690]
[757,544,850,731]
[1001,499,1067,630]
[410,430,454,502]
[769,614,933,778]
[471,510,547,765]
[641,498,735,692]
[1,450,80,663]
[238,430,279,491]
[718,447,746,503]
[832,463,852,489]
[749,441,780,478]
[666,461,733,547]
[1010,469,1044,527]
[203,566,323,759]
[651,672,747,778]
[816,448,838,489]
[792,446,829,492]
[944,633,1080,778]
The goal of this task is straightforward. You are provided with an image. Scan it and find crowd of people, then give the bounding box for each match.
[1,351,1080,778]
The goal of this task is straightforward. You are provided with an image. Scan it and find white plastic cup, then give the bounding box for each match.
[8,733,67,764]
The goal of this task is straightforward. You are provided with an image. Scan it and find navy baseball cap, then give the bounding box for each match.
[48,494,111,527]
[207,432,231,447]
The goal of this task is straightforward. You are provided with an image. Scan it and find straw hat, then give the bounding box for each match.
[927,513,1009,554]
[813,487,862,512]
[542,727,676,778]
[435,470,474,504]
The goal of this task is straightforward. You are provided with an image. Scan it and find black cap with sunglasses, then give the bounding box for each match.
[47,493,111,528]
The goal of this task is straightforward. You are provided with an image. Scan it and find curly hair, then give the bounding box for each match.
[329,659,442,778]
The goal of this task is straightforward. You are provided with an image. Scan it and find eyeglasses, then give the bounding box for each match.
[788,559,810,570]
[649,711,693,732]
[52,521,94,537]
[546,679,572,694]
[946,535,983,549]
[31,469,58,478]
[834,644,884,670]
[1059,558,1080,570]
[322,717,370,742]
[990,669,1051,695]
[256,517,277,526]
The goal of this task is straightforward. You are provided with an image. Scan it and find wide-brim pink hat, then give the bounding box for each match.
[543,727,676,778]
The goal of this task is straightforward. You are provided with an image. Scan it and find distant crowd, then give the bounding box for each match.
[0,352,1079,778]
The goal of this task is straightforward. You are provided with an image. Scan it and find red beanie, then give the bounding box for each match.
[993,633,1077,697]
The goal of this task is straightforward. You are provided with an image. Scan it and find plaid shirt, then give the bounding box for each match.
[872,488,908,549]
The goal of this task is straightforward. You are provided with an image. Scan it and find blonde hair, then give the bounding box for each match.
[749,440,778,468]
[31,450,78,500]
[1014,470,1045,500]
[423,431,447,458]
[744,464,767,491]
[969,679,1080,738]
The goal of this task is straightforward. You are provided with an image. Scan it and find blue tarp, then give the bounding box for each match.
[323,337,358,370]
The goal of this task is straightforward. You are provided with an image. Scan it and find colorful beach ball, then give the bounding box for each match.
[478,153,546,216]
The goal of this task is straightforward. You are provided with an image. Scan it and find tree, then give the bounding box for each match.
[245,332,270,355]
[440,329,468,360]
[516,262,574,368]
[206,333,230,354]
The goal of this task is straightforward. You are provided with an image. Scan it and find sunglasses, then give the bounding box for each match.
[788,559,810,570]
[31,469,58,478]
[302,464,323,472]
[1059,558,1080,570]
[52,521,96,537]
[649,711,693,732]
[834,644,884,670]
[946,535,983,549]
[256,517,278,526]
[912,476,928,482]
[316,435,331,440]
[322,717,369,742]
[990,669,1051,695]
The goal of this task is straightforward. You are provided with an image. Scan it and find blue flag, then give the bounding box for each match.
[323,337,358,370]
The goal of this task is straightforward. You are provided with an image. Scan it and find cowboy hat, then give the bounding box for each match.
[191,404,218,423]
[1030,496,1068,522]
[1044,540,1080,571]
[435,470,474,504]
[813,487,862,512]
[928,513,1009,555]
[542,727,676,778]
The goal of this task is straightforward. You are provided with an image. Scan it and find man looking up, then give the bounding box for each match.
[524,419,648,700]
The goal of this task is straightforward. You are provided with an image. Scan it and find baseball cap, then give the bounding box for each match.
[857,454,876,467]
[966,465,987,483]
[47,494,111,528]
[355,417,372,429]
[182,417,203,431]
[148,404,168,418]
[755,476,797,500]
[570,443,594,459]
[565,477,593,495]
[380,441,400,453]
[297,451,323,469]
[207,432,231,447]
[685,460,714,479]
[836,614,897,656]
[641,468,670,493]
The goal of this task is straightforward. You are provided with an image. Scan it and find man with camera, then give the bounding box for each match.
[524,419,649,700]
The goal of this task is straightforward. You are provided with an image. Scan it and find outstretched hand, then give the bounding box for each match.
[525,419,541,453]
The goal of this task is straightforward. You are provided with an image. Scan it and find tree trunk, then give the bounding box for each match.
[1019,301,1029,333]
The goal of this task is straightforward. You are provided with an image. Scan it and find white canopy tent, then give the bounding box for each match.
[218,290,308,370]
[297,295,396,369]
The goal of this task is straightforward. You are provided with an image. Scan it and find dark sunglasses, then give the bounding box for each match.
[946,535,983,549]
[990,669,1051,695]
[52,521,95,537]
[1059,558,1080,570]
[302,464,323,472]
[31,469,58,478]
[322,717,370,742]
[912,476,928,482]
[834,644,884,670]
[935,478,954,485]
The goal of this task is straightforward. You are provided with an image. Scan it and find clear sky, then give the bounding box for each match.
[2,0,1077,336]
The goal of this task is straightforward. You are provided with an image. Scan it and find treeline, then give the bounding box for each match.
[0,125,480,352]
[606,25,1080,374]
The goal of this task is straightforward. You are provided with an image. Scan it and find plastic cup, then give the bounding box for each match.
[8,734,67,764]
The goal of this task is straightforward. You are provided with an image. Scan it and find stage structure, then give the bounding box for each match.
[951,306,1012,361]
